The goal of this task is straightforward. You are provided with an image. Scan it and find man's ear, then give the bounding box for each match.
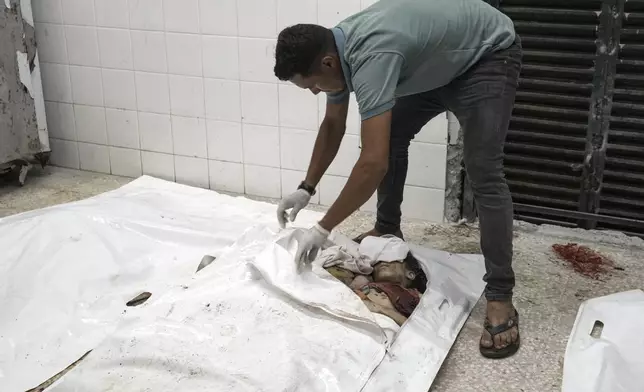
[405,269,416,281]
[321,55,336,70]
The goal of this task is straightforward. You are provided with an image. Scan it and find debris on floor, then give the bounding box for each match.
[551,243,618,280]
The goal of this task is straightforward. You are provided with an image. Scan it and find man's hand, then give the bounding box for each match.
[277,189,311,228]
[294,224,329,264]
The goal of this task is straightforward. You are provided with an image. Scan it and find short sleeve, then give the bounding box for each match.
[352,52,404,120]
[326,89,350,104]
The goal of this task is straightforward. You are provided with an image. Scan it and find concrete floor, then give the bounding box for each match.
[2,166,643,392]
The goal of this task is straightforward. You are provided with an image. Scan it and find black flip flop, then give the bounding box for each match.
[480,308,521,359]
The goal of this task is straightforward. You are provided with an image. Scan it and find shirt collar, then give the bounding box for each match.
[331,27,353,93]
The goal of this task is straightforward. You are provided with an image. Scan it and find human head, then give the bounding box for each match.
[372,252,428,293]
[274,24,346,95]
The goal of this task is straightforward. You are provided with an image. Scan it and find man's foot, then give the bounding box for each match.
[479,300,520,359]
[353,227,404,244]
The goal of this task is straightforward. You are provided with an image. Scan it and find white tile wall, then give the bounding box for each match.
[207,120,243,162]
[35,23,68,64]
[41,63,72,103]
[128,0,164,31]
[280,128,315,171]
[61,0,96,26]
[166,33,203,77]
[37,0,451,222]
[277,0,318,30]
[242,124,280,167]
[200,0,237,36]
[175,156,209,188]
[70,65,103,106]
[110,147,143,177]
[49,138,79,169]
[33,0,64,24]
[95,0,129,29]
[98,28,134,70]
[279,84,318,130]
[203,36,239,80]
[163,0,200,34]
[142,151,175,181]
[45,101,76,141]
[244,164,281,198]
[139,112,173,153]
[239,38,277,83]
[78,142,110,173]
[102,69,137,110]
[131,31,167,73]
[407,142,447,189]
[401,186,446,222]
[204,78,241,121]
[171,116,208,158]
[135,72,170,114]
[318,0,360,27]
[415,110,449,144]
[240,82,278,126]
[209,160,244,193]
[74,104,107,144]
[65,26,100,66]
[237,0,277,38]
[168,75,205,117]
[106,108,139,149]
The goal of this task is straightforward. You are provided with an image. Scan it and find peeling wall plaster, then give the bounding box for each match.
[443,112,464,223]
[20,0,33,26]
[1,0,49,169]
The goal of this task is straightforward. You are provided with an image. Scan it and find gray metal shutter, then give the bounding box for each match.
[602,0,644,237]
[498,0,644,238]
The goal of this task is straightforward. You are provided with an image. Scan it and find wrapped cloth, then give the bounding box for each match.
[317,235,410,274]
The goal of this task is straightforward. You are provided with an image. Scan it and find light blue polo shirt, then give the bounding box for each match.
[327,0,516,120]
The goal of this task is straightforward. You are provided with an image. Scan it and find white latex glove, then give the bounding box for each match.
[277,189,311,228]
[294,224,329,265]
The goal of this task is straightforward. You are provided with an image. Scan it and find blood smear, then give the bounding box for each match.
[552,243,615,280]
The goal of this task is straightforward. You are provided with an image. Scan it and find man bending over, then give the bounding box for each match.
[273,0,522,359]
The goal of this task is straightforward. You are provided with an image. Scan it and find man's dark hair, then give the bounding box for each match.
[404,252,428,293]
[274,24,335,81]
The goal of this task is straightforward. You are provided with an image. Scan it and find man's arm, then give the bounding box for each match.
[319,111,391,231]
[303,99,349,188]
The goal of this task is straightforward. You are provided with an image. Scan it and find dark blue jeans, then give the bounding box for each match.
[375,38,523,301]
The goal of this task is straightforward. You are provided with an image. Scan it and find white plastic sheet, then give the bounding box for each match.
[562,289,644,392]
[0,176,486,392]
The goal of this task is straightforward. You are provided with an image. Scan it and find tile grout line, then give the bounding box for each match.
[160,0,176,182]
[196,0,210,190]
[235,0,246,195]
[312,0,321,204]
[60,14,82,170]
[41,59,290,87]
[90,0,112,176]
[122,0,143,178]
[33,18,297,40]
[275,0,282,199]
